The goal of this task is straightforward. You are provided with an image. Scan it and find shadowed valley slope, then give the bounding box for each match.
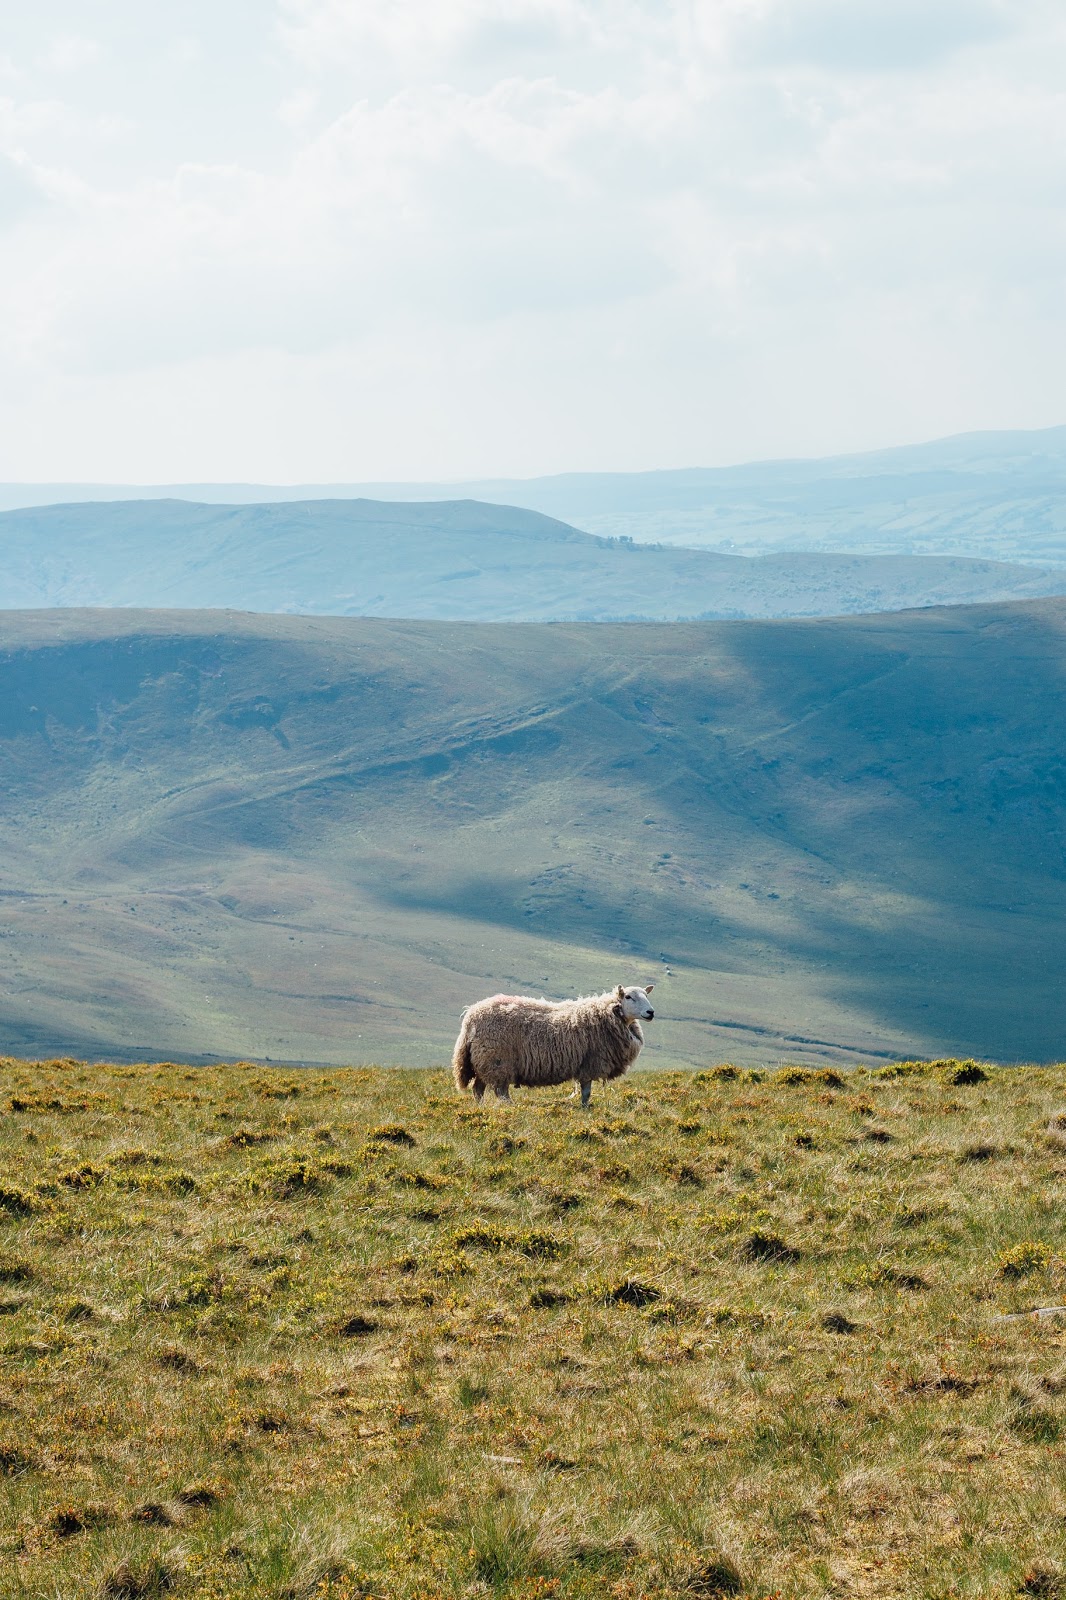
[0,602,1063,1065]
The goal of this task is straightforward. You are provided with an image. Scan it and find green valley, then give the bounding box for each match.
[0,602,1063,1066]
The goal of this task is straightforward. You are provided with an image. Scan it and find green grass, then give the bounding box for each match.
[5,605,1066,1071]
[5,1057,1066,1597]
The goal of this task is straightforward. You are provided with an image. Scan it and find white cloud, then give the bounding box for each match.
[0,1,1063,478]
[741,0,1015,72]
[277,0,619,76]
[42,34,104,75]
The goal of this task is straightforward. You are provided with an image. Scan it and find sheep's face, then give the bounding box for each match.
[616,984,655,1021]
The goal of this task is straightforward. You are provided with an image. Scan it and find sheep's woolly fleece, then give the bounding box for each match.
[453,985,655,1102]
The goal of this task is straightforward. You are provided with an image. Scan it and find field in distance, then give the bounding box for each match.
[3,497,1066,622]
[5,424,1066,565]
[3,1054,1066,1598]
[2,602,1066,1066]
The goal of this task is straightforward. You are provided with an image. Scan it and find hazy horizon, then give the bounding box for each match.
[2,4,1065,483]
[0,419,1063,498]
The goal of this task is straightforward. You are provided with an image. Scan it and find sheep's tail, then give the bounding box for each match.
[452,1029,476,1095]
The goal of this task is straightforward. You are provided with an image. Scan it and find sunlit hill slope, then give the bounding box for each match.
[0,601,1063,1066]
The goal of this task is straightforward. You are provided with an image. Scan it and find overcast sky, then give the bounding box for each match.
[1,0,1064,481]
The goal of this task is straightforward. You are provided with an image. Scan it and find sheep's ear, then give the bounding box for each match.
[645,982,654,994]
[616,985,625,1000]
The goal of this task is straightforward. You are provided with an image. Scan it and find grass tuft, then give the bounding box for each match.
[4,1055,1066,1596]
[999,1241,1054,1279]
[337,1314,378,1337]
[684,1553,745,1596]
[742,1229,799,1263]
[821,1311,858,1333]
[175,1481,223,1509]
[0,1183,40,1216]
[1022,1562,1064,1598]
[60,1161,109,1189]
[223,1127,276,1148]
[452,1223,565,1259]
[529,1286,571,1308]
[937,1059,990,1085]
[50,1503,118,1537]
[129,1501,183,1527]
[0,1253,33,1283]
[251,1156,327,1197]
[98,1554,181,1598]
[605,1277,661,1307]
[960,1140,999,1162]
[368,1124,416,1147]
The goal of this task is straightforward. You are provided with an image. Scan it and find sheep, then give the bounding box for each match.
[452,984,655,1107]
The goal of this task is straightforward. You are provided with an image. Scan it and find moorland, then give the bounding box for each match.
[5,425,1066,565]
[517,426,1066,563]
[1,601,1065,1067]
[4,1054,1066,1599]
[2,498,1064,622]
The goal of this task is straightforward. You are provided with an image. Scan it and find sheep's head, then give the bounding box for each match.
[615,984,655,1022]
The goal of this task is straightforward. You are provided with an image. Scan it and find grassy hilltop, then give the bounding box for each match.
[7,426,1066,564]
[5,1056,1066,1598]
[3,497,1064,621]
[1,602,1066,1065]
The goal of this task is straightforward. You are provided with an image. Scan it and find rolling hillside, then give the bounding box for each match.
[0,602,1064,1067]
[486,425,1066,561]
[2,497,1066,621]
[3,424,1066,563]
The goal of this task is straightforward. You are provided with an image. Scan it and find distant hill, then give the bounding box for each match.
[0,602,1064,1067]
[3,423,1066,562]
[2,496,1066,621]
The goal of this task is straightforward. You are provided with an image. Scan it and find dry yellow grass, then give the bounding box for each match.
[3,1055,1066,1598]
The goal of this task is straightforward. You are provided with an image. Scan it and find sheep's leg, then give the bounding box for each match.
[495,1083,512,1103]
[471,1079,486,1103]
[579,1079,592,1109]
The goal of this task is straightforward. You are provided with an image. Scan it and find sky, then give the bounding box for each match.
[1,0,1064,482]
